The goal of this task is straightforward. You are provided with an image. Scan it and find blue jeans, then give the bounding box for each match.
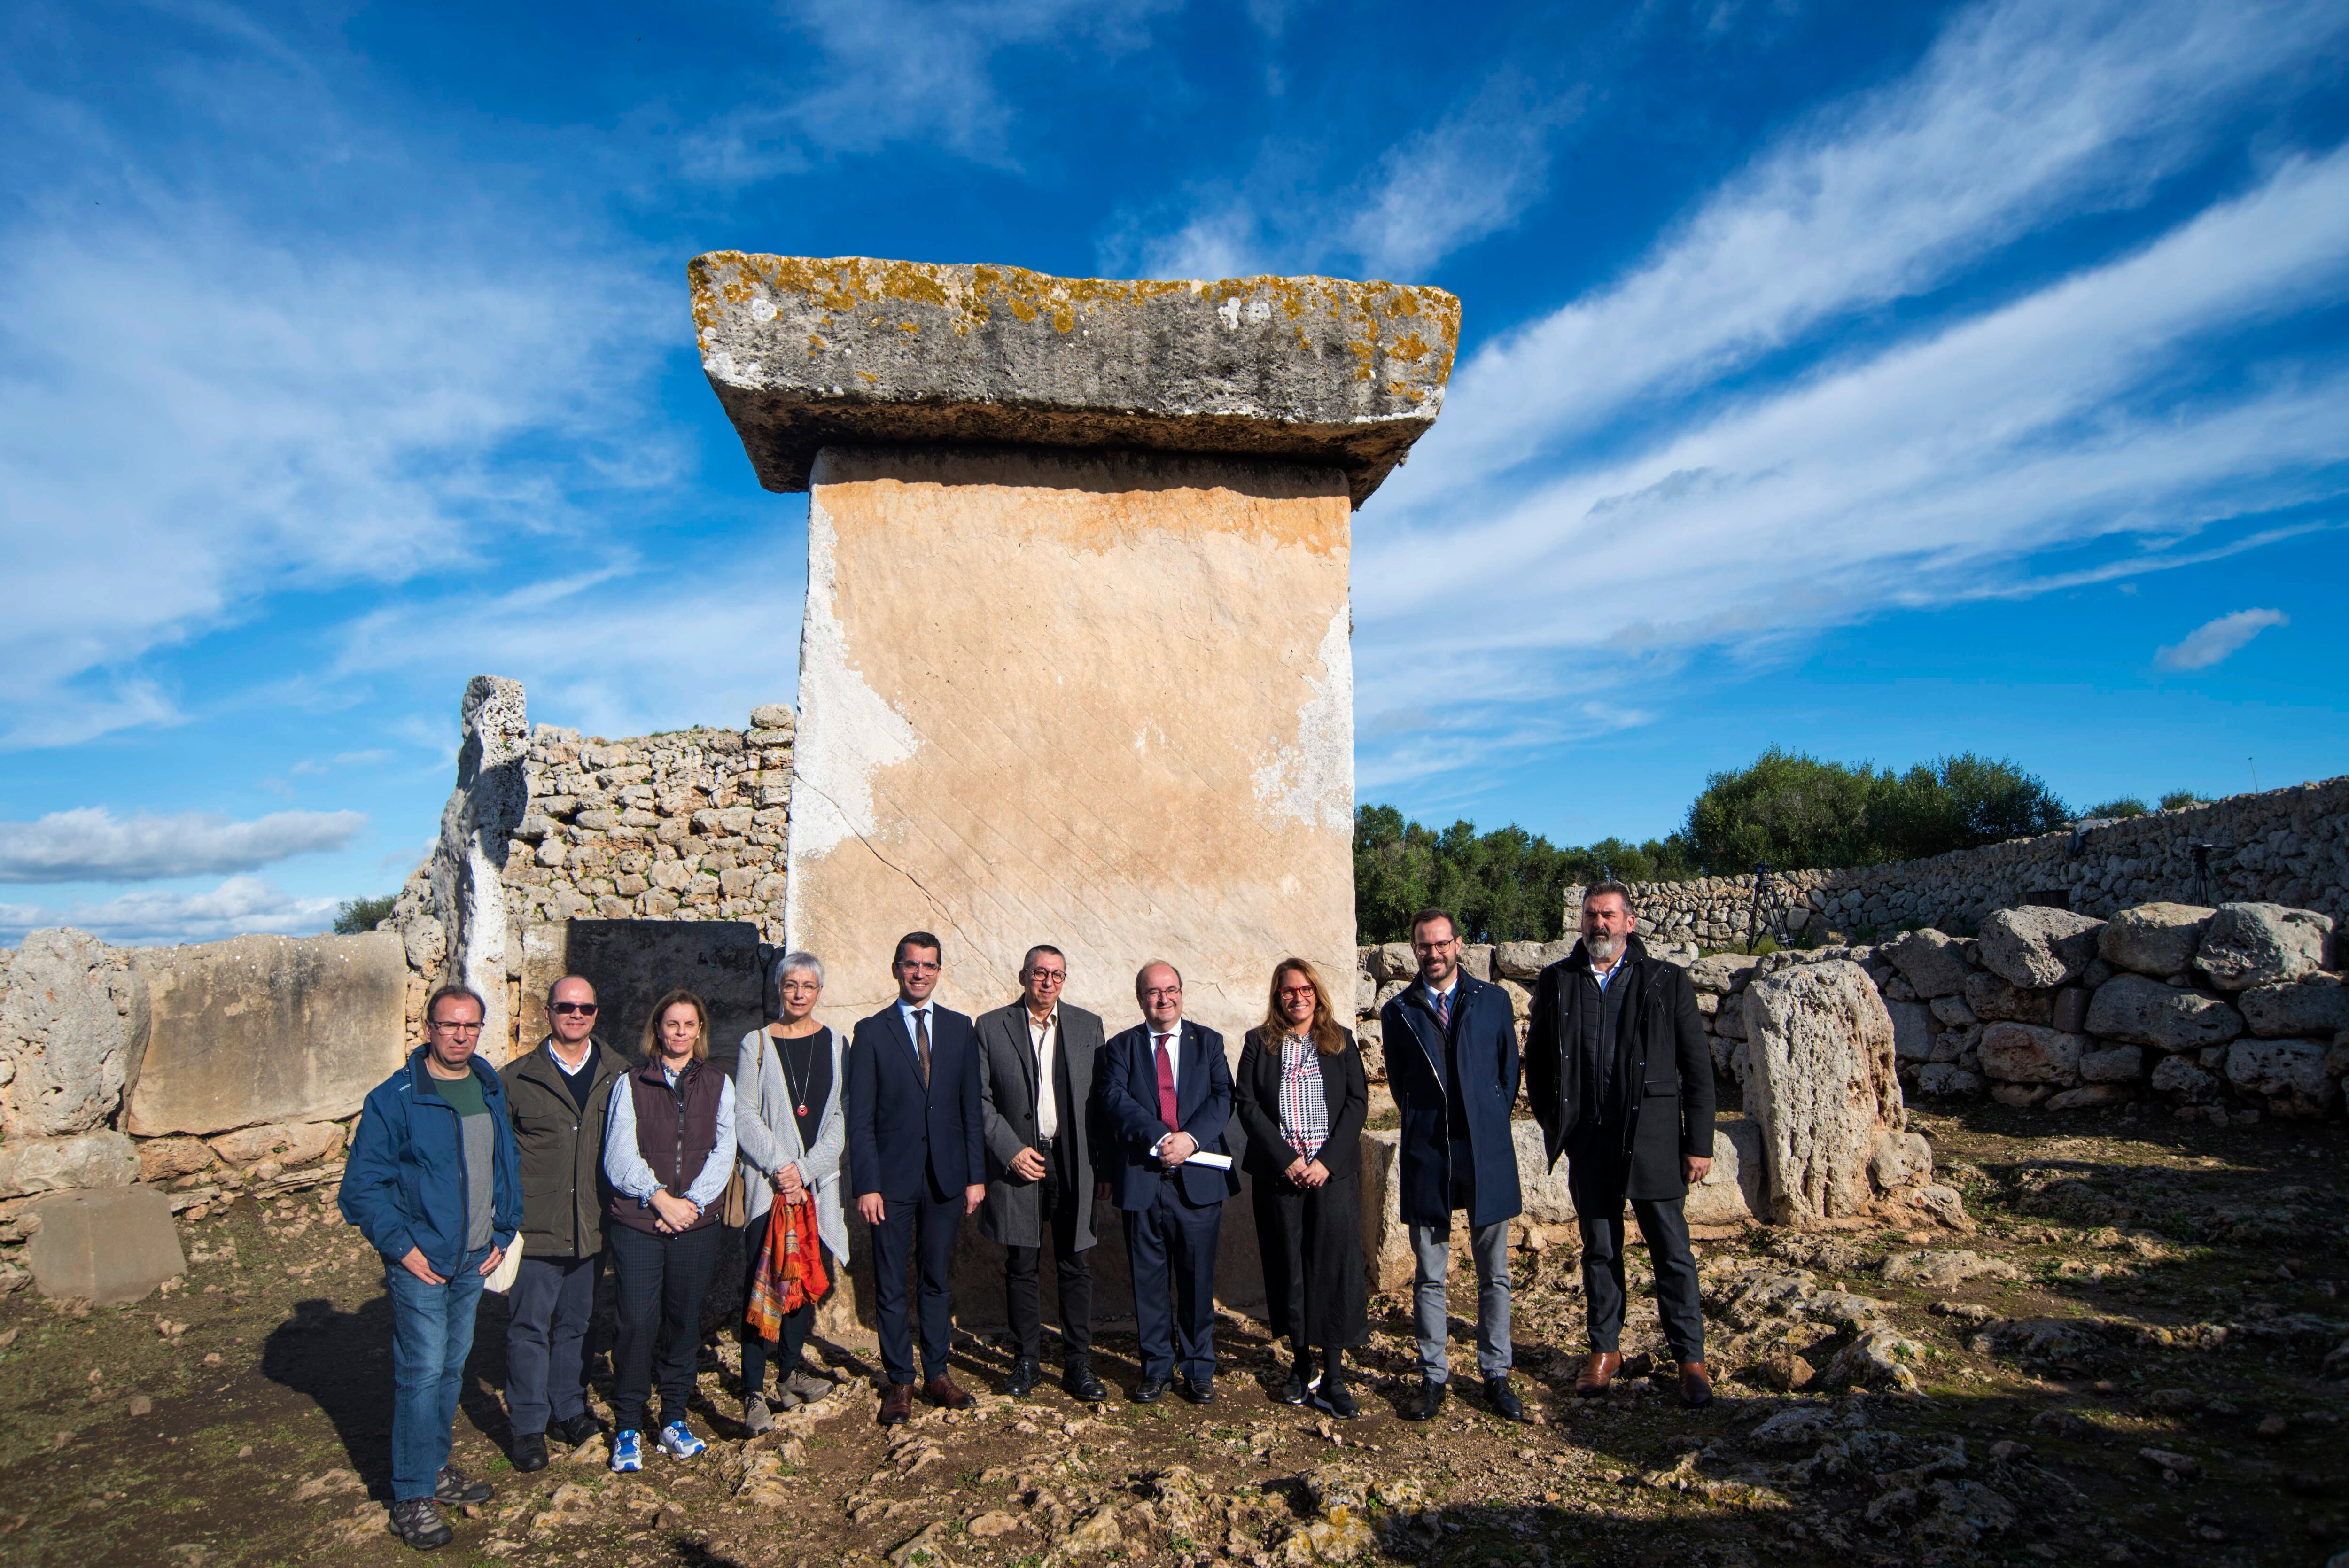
[385,1248,490,1500]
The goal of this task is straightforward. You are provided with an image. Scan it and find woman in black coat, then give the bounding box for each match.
[1234,958,1369,1417]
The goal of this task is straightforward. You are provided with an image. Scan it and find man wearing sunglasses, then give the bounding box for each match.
[498,975,629,1471]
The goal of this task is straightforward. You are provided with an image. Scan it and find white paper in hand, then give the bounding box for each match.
[1182,1151,1234,1171]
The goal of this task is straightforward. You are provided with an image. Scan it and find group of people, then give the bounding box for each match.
[335,881,1717,1553]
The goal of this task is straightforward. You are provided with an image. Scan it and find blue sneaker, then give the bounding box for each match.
[656,1421,706,1460]
[609,1428,643,1472]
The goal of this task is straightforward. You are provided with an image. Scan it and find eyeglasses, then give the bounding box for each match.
[549,1002,598,1016]
[430,1020,483,1034]
[1277,986,1316,1001]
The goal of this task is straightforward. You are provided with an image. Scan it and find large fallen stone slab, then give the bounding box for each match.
[2196,902,2332,990]
[0,927,148,1139]
[1742,960,1905,1226]
[692,255,1460,507]
[26,1185,184,1304]
[2099,902,2214,977]
[123,932,407,1138]
[1978,907,2104,989]
[0,1130,139,1197]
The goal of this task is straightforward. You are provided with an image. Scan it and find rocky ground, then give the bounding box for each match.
[1,1102,2344,1568]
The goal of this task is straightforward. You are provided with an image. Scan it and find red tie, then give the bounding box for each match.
[1154,1033,1179,1132]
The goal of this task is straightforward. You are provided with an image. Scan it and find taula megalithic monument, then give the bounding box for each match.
[692,255,1460,1040]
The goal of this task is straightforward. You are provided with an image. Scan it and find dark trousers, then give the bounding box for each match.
[1123,1182,1221,1382]
[1579,1195,1704,1363]
[1252,1175,1365,1355]
[737,1226,833,1396]
[607,1221,721,1432]
[505,1250,602,1434]
[1004,1172,1093,1362]
[870,1182,963,1385]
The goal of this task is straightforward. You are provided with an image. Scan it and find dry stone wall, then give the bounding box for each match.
[1578,773,2349,947]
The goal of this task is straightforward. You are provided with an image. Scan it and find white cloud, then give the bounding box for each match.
[2155,609,2288,671]
[1343,77,1574,277]
[0,807,366,883]
[0,875,341,947]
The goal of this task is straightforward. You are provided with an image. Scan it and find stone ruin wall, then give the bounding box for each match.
[1572,773,2349,948]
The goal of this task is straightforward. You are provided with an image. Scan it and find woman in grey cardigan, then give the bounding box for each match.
[732,951,849,1432]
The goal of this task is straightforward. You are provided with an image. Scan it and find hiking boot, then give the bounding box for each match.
[432,1466,492,1506]
[389,1498,453,1550]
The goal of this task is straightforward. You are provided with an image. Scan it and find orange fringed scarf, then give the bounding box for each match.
[745,1195,830,1342]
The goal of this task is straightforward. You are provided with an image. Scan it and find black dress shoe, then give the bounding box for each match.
[1484,1376,1525,1421]
[1178,1374,1216,1405]
[432,1466,493,1506]
[1276,1367,1311,1405]
[1003,1358,1041,1397]
[389,1498,452,1551]
[1132,1376,1170,1404]
[1062,1358,1108,1403]
[554,1413,603,1447]
[1400,1378,1447,1421]
[512,1432,548,1472]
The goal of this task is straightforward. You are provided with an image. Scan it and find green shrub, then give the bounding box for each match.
[333,894,396,935]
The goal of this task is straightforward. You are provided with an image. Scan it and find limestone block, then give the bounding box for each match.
[2078,1045,2145,1083]
[1688,1118,1767,1226]
[1979,907,2104,989]
[1457,944,1494,983]
[122,933,406,1137]
[1885,1000,1936,1064]
[2051,986,2091,1033]
[0,1131,139,1197]
[1687,954,1757,995]
[136,1136,218,1183]
[1976,1023,2085,1085]
[1498,979,1533,1021]
[1929,994,1976,1028]
[693,256,1458,507]
[749,704,794,730]
[2149,1056,2219,1102]
[1881,929,1972,999]
[207,1121,344,1170]
[2084,974,2243,1052]
[2238,976,2349,1038]
[2099,902,2213,976]
[1913,1064,1983,1098]
[0,928,149,1138]
[2223,1038,2339,1114]
[2196,902,2332,990]
[1367,944,1416,982]
[778,448,1355,1046]
[1867,1127,1933,1190]
[1964,971,2054,1025]
[1990,1082,2051,1107]
[2046,1083,2129,1111]
[25,1186,184,1305]
[1741,960,1903,1226]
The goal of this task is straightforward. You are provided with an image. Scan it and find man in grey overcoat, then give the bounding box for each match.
[976,944,1108,1401]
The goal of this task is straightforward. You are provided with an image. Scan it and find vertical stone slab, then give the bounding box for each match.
[786,446,1356,1043]
[558,920,764,1070]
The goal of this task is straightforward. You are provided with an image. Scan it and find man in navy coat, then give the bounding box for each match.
[1097,961,1239,1404]
[1381,908,1525,1421]
[847,931,987,1425]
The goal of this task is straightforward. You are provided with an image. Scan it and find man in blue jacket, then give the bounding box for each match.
[1381,908,1525,1422]
[341,984,523,1551]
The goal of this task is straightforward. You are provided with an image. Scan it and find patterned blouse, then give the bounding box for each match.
[1278,1032,1330,1161]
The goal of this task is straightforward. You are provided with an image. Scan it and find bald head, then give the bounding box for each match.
[1136,961,1182,1029]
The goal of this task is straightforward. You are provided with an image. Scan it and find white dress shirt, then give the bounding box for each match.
[898,998,937,1066]
[1027,1006,1060,1139]
[1146,1018,1183,1095]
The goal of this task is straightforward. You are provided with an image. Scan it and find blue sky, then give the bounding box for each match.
[2,0,2344,943]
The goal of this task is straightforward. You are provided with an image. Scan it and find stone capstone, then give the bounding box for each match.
[0,928,149,1138]
[691,255,1460,507]
[2196,902,2332,991]
[24,1184,184,1305]
[2238,976,2349,1039]
[2098,902,2215,977]
[0,1130,140,1197]
[1741,960,1905,1226]
[1978,907,2104,989]
[2084,974,2243,1053]
[1882,928,1973,999]
[123,932,408,1138]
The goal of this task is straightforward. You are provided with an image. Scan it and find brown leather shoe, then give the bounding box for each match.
[1574,1352,1622,1398]
[923,1374,978,1411]
[1678,1360,1713,1408]
[879,1381,915,1425]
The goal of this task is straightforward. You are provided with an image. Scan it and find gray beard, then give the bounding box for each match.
[1586,932,1624,964]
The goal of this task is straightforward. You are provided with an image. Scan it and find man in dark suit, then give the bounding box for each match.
[1381,907,1525,1421]
[975,944,1108,1401]
[1097,961,1238,1404]
[1525,882,1718,1407]
[846,931,987,1425]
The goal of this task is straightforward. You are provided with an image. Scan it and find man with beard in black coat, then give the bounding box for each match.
[1525,881,1718,1407]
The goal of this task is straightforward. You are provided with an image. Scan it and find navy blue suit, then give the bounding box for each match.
[847,1001,984,1384]
[1381,972,1524,1230]
[1098,1020,1237,1382]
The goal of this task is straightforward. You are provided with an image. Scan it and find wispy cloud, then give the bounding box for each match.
[0,874,341,946]
[1342,75,1575,277]
[0,807,366,883]
[2155,609,2288,671]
